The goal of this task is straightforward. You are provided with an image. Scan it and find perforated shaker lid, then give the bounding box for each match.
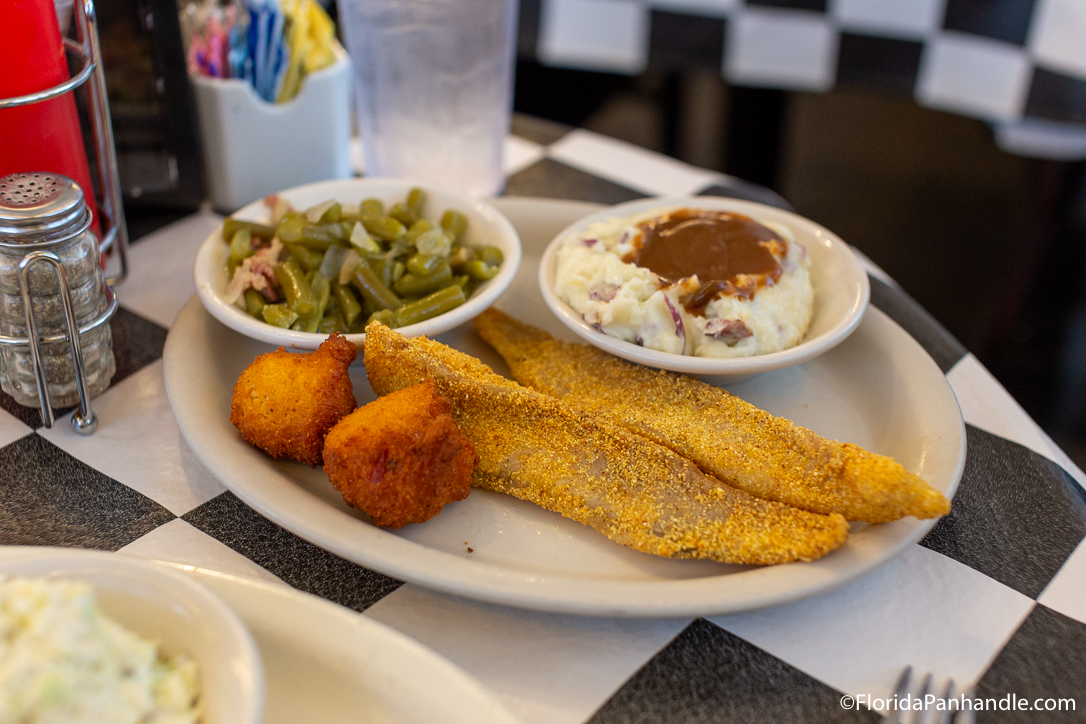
[0,173,88,242]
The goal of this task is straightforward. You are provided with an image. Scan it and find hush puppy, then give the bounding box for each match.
[230,333,357,466]
[323,380,477,528]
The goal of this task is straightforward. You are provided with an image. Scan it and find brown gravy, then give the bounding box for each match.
[625,209,784,314]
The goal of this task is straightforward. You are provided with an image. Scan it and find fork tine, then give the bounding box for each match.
[914,673,933,724]
[888,666,913,723]
[916,672,933,699]
[954,687,977,724]
[935,678,957,724]
[888,670,973,724]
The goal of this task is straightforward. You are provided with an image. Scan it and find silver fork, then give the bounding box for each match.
[886,666,976,724]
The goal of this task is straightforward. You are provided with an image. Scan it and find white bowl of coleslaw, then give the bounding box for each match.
[0,547,264,724]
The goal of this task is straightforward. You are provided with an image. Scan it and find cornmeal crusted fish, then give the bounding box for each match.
[474,309,950,523]
[364,321,849,565]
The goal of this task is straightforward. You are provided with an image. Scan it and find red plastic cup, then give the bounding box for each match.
[0,0,102,236]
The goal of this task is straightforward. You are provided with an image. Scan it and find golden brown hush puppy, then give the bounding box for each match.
[230,333,357,466]
[323,380,477,528]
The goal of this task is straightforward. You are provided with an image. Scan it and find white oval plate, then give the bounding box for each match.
[540,196,869,376]
[165,197,965,618]
[194,178,522,350]
[178,565,521,724]
[0,547,264,724]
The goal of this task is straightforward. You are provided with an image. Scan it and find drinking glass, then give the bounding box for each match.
[337,0,518,198]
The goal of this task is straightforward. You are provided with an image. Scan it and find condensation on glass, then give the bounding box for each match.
[0,173,115,408]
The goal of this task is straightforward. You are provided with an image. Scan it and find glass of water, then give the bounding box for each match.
[338,0,518,198]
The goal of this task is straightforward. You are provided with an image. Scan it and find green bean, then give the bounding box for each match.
[316,223,354,246]
[312,272,331,310]
[441,210,468,242]
[360,198,384,217]
[227,258,241,279]
[333,283,362,325]
[362,215,406,242]
[275,218,343,249]
[451,274,472,293]
[368,256,394,288]
[262,303,298,328]
[308,200,341,224]
[274,259,316,316]
[285,244,324,272]
[366,309,397,328]
[291,290,325,335]
[350,265,403,311]
[293,314,318,333]
[275,215,306,244]
[311,222,349,244]
[224,218,276,241]
[389,203,416,227]
[319,312,347,334]
[448,245,475,270]
[292,273,331,333]
[407,187,427,216]
[394,285,466,327]
[293,235,339,251]
[407,253,443,276]
[228,228,253,264]
[404,219,433,244]
[393,261,452,297]
[462,259,500,281]
[243,288,266,318]
[479,245,504,267]
[359,295,377,319]
[391,260,405,285]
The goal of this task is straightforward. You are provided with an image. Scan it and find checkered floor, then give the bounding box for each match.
[1,120,1084,722]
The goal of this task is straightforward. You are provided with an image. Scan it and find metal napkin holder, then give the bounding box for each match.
[0,0,128,433]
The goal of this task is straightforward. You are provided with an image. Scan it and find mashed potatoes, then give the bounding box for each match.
[0,576,200,724]
[554,207,813,358]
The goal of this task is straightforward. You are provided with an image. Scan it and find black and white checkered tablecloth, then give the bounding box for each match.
[519,0,1086,157]
[2,117,1084,723]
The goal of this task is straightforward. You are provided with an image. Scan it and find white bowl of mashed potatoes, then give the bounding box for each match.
[0,547,263,724]
[540,196,869,376]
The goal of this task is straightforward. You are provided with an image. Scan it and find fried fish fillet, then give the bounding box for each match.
[474,309,950,523]
[363,321,849,565]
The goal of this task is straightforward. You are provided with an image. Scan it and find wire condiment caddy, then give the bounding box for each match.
[0,0,129,433]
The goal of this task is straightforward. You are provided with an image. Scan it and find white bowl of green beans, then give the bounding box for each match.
[194,178,522,350]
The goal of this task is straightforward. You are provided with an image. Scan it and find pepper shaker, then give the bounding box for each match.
[0,173,116,427]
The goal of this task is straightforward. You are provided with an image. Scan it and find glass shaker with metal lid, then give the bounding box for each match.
[0,172,117,431]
